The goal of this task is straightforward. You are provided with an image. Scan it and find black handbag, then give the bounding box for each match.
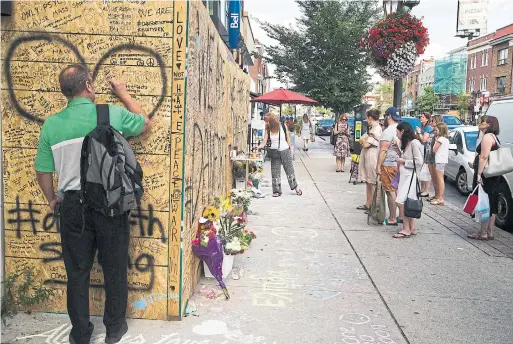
[404,147,423,219]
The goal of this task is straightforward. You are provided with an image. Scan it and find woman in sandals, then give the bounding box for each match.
[258,113,303,197]
[416,112,433,197]
[430,123,450,205]
[468,116,501,241]
[333,114,351,172]
[300,114,314,151]
[357,109,382,211]
[393,122,424,239]
[426,114,444,202]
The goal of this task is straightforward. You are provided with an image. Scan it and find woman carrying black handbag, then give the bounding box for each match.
[393,122,424,239]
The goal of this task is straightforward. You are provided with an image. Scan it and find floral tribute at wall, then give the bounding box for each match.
[191,189,257,299]
[358,12,429,80]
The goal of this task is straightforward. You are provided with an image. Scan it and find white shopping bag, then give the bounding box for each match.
[419,163,431,182]
[474,184,490,223]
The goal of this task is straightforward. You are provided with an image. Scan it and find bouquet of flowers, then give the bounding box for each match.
[358,12,429,79]
[191,210,229,299]
[231,188,252,212]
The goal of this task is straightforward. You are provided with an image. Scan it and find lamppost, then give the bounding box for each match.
[383,0,420,112]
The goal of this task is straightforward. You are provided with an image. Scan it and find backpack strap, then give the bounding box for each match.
[96,104,110,126]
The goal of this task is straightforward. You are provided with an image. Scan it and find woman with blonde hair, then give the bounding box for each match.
[426,114,444,201]
[300,114,314,151]
[431,122,450,205]
[258,113,303,197]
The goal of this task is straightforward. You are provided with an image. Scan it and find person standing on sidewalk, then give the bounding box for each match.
[300,114,314,151]
[416,112,432,197]
[376,107,401,226]
[35,64,149,344]
[431,123,450,205]
[258,113,303,197]
[333,114,351,172]
[469,116,501,241]
[393,122,424,238]
[357,109,382,210]
[426,114,444,202]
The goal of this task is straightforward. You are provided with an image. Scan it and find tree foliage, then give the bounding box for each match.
[458,93,470,120]
[375,82,393,112]
[418,86,439,113]
[258,1,381,113]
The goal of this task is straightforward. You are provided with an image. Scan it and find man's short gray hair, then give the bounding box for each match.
[58,64,91,97]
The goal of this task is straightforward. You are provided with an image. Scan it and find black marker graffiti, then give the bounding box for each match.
[8,196,41,239]
[4,33,168,123]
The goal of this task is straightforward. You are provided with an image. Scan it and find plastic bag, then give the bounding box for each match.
[463,185,479,215]
[192,235,230,299]
[474,184,490,223]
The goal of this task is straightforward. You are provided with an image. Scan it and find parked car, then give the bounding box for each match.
[482,96,513,229]
[445,127,478,196]
[401,116,422,131]
[442,115,464,130]
[316,118,335,136]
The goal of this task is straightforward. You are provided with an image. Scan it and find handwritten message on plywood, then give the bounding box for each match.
[181,1,250,312]
[1,0,174,320]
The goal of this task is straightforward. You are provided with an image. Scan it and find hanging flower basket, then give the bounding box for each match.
[358,12,429,80]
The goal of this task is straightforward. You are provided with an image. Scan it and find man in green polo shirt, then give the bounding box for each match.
[35,64,149,344]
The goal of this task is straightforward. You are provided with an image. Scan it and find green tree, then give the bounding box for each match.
[418,86,439,113]
[458,93,470,121]
[375,82,393,112]
[258,1,381,113]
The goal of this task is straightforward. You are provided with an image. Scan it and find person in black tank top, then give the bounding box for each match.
[469,116,501,240]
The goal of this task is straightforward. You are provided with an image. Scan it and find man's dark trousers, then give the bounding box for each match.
[60,191,129,343]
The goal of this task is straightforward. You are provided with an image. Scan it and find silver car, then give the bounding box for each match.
[446,127,479,196]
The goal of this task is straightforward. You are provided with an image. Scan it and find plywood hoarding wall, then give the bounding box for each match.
[181,1,250,310]
[1,0,249,320]
[1,0,176,320]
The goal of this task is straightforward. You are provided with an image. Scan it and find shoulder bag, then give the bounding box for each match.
[404,145,423,219]
[483,135,513,178]
[266,124,288,159]
[330,123,338,146]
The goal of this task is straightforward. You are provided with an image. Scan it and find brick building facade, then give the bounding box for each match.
[489,24,513,95]
[466,33,494,94]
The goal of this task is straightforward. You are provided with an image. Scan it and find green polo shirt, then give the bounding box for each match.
[35,97,145,193]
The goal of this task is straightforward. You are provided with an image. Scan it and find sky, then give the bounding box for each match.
[243,0,513,88]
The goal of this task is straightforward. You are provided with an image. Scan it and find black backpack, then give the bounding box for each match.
[80,104,144,216]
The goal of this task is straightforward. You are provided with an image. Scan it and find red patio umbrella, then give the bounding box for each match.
[250,87,317,106]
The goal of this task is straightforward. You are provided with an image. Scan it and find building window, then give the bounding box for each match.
[470,55,476,69]
[480,77,487,91]
[498,48,508,65]
[469,79,476,92]
[497,76,506,94]
[481,50,489,66]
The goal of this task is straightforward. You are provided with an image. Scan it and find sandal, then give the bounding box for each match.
[295,188,303,196]
[467,233,488,241]
[357,205,369,210]
[272,193,281,197]
[430,199,445,206]
[384,219,398,226]
[420,192,429,197]
[392,232,411,239]
[427,196,436,202]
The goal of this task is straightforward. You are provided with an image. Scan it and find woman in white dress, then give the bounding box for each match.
[393,122,424,238]
[300,114,313,151]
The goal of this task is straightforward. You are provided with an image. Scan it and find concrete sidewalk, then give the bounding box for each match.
[3,144,513,344]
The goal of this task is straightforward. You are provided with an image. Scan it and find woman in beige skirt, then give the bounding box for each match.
[357,109,382,210]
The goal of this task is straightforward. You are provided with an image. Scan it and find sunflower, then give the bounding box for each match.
[202,206,220,221]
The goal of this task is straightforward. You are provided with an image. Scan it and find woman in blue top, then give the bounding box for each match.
[416,112,433,197]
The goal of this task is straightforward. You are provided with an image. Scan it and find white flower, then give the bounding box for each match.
[226,237,242,252]
[377,41,417,80]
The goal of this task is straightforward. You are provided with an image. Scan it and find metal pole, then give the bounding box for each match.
[393,79,402,112]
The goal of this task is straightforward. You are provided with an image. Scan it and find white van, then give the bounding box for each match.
[484,96,513,229]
